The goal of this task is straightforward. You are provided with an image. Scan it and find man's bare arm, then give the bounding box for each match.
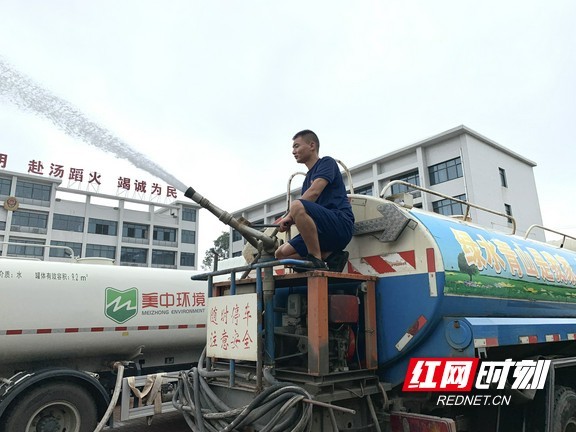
[300,178,328,202]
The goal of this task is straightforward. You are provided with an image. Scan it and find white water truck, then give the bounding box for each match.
[0,257,208,431]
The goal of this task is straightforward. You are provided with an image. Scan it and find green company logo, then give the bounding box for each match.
[105,287,138,324]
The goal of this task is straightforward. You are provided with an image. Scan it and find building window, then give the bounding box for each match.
[88,218,117,236]
[11,210,48,230]
[180,252,195,267]
[354,184,373,196]
[123,222,149,239]
[232,230,243,242]
[0,177,11,196]
[182,229,196,244]
[232,251,242,257]
[182,208,197,222]
[152,250,176,266]
[53,214,84,232]
[15,180,51,201]
[390,170,420,195]
[49,241,82,258]
[7,238,45,259]
[504,204,513,224]
[86,244,116,259]
[153,226,176,242]
[499,167,508,187]
[428,157,463,185]
[121,247,147,265]
[432,194,467,216]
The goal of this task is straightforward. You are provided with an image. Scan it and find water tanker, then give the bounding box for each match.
[346,192,576,387]
[0,259,208,376]
[0,258,208,431]
[175,181,576,432]
[3,181,576,432]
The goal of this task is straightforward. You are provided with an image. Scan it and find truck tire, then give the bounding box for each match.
[2,382,98,432]
[554,386,576,432]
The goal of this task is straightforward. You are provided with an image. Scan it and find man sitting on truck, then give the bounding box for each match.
[275,129,354,272]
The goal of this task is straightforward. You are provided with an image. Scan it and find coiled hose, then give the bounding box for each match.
[172,350,313,432]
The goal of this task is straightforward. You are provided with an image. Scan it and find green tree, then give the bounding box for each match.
[458,252,479,281]
[202,231,230,270]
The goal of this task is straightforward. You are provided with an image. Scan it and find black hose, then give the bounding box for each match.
[238,391,297,427]
[192,368,205,432]
[270,402,303,432]
[198,372,231,412]
[260,395,305,432]
[173,364,313,432]
[219,383,287,431]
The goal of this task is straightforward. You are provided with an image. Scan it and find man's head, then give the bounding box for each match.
[292,129,320,167]
[292,130,320,151]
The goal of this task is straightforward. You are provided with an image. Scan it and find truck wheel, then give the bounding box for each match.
[554,386,576,432]
[2,382,98,432]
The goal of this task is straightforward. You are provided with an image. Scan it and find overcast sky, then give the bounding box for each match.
[1,1,575,261]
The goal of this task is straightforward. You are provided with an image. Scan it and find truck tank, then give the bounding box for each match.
[0,258,208,375]
[346,194,576,386]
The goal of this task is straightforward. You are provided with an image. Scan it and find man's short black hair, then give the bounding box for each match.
[293,129,320,150]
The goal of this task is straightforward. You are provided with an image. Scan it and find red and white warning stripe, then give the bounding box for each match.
[348,250,416,276]
[348,249,439,297]
[0,324,206,336]
[545,334,561,342]
[474,337,499,348]
[395,315,427,351]
[519,335,538,344]
[426,248,438,297]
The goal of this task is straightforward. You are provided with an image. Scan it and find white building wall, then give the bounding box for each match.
[463,134,543,237]
[0,169,200,269]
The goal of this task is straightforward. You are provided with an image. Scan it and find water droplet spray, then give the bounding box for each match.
[0,57,188,192]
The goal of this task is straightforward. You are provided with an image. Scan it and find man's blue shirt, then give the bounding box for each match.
[301,156,354,222]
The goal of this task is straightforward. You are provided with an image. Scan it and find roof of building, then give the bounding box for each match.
[354,125,537,170]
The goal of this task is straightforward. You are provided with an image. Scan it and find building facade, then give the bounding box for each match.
[230,125,544,256]
[0,169,200,269]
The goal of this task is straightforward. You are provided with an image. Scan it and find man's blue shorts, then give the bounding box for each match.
[287,199,354,258]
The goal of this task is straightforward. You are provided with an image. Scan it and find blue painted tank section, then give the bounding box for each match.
[380,318,476,386]
[412,210,576,300]
[374,208,576,386]
[376,272,445,365]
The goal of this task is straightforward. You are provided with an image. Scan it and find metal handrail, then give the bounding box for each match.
[191,258,309,281]
[285,159,354,215]
[380,180,517,235]
[286,172,306,215]
[524,224,576,248]
[336,159,354,195]
[282,159,353,243]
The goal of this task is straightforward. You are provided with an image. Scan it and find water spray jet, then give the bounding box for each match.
[0,57,188,192]
[0,57,281,261]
